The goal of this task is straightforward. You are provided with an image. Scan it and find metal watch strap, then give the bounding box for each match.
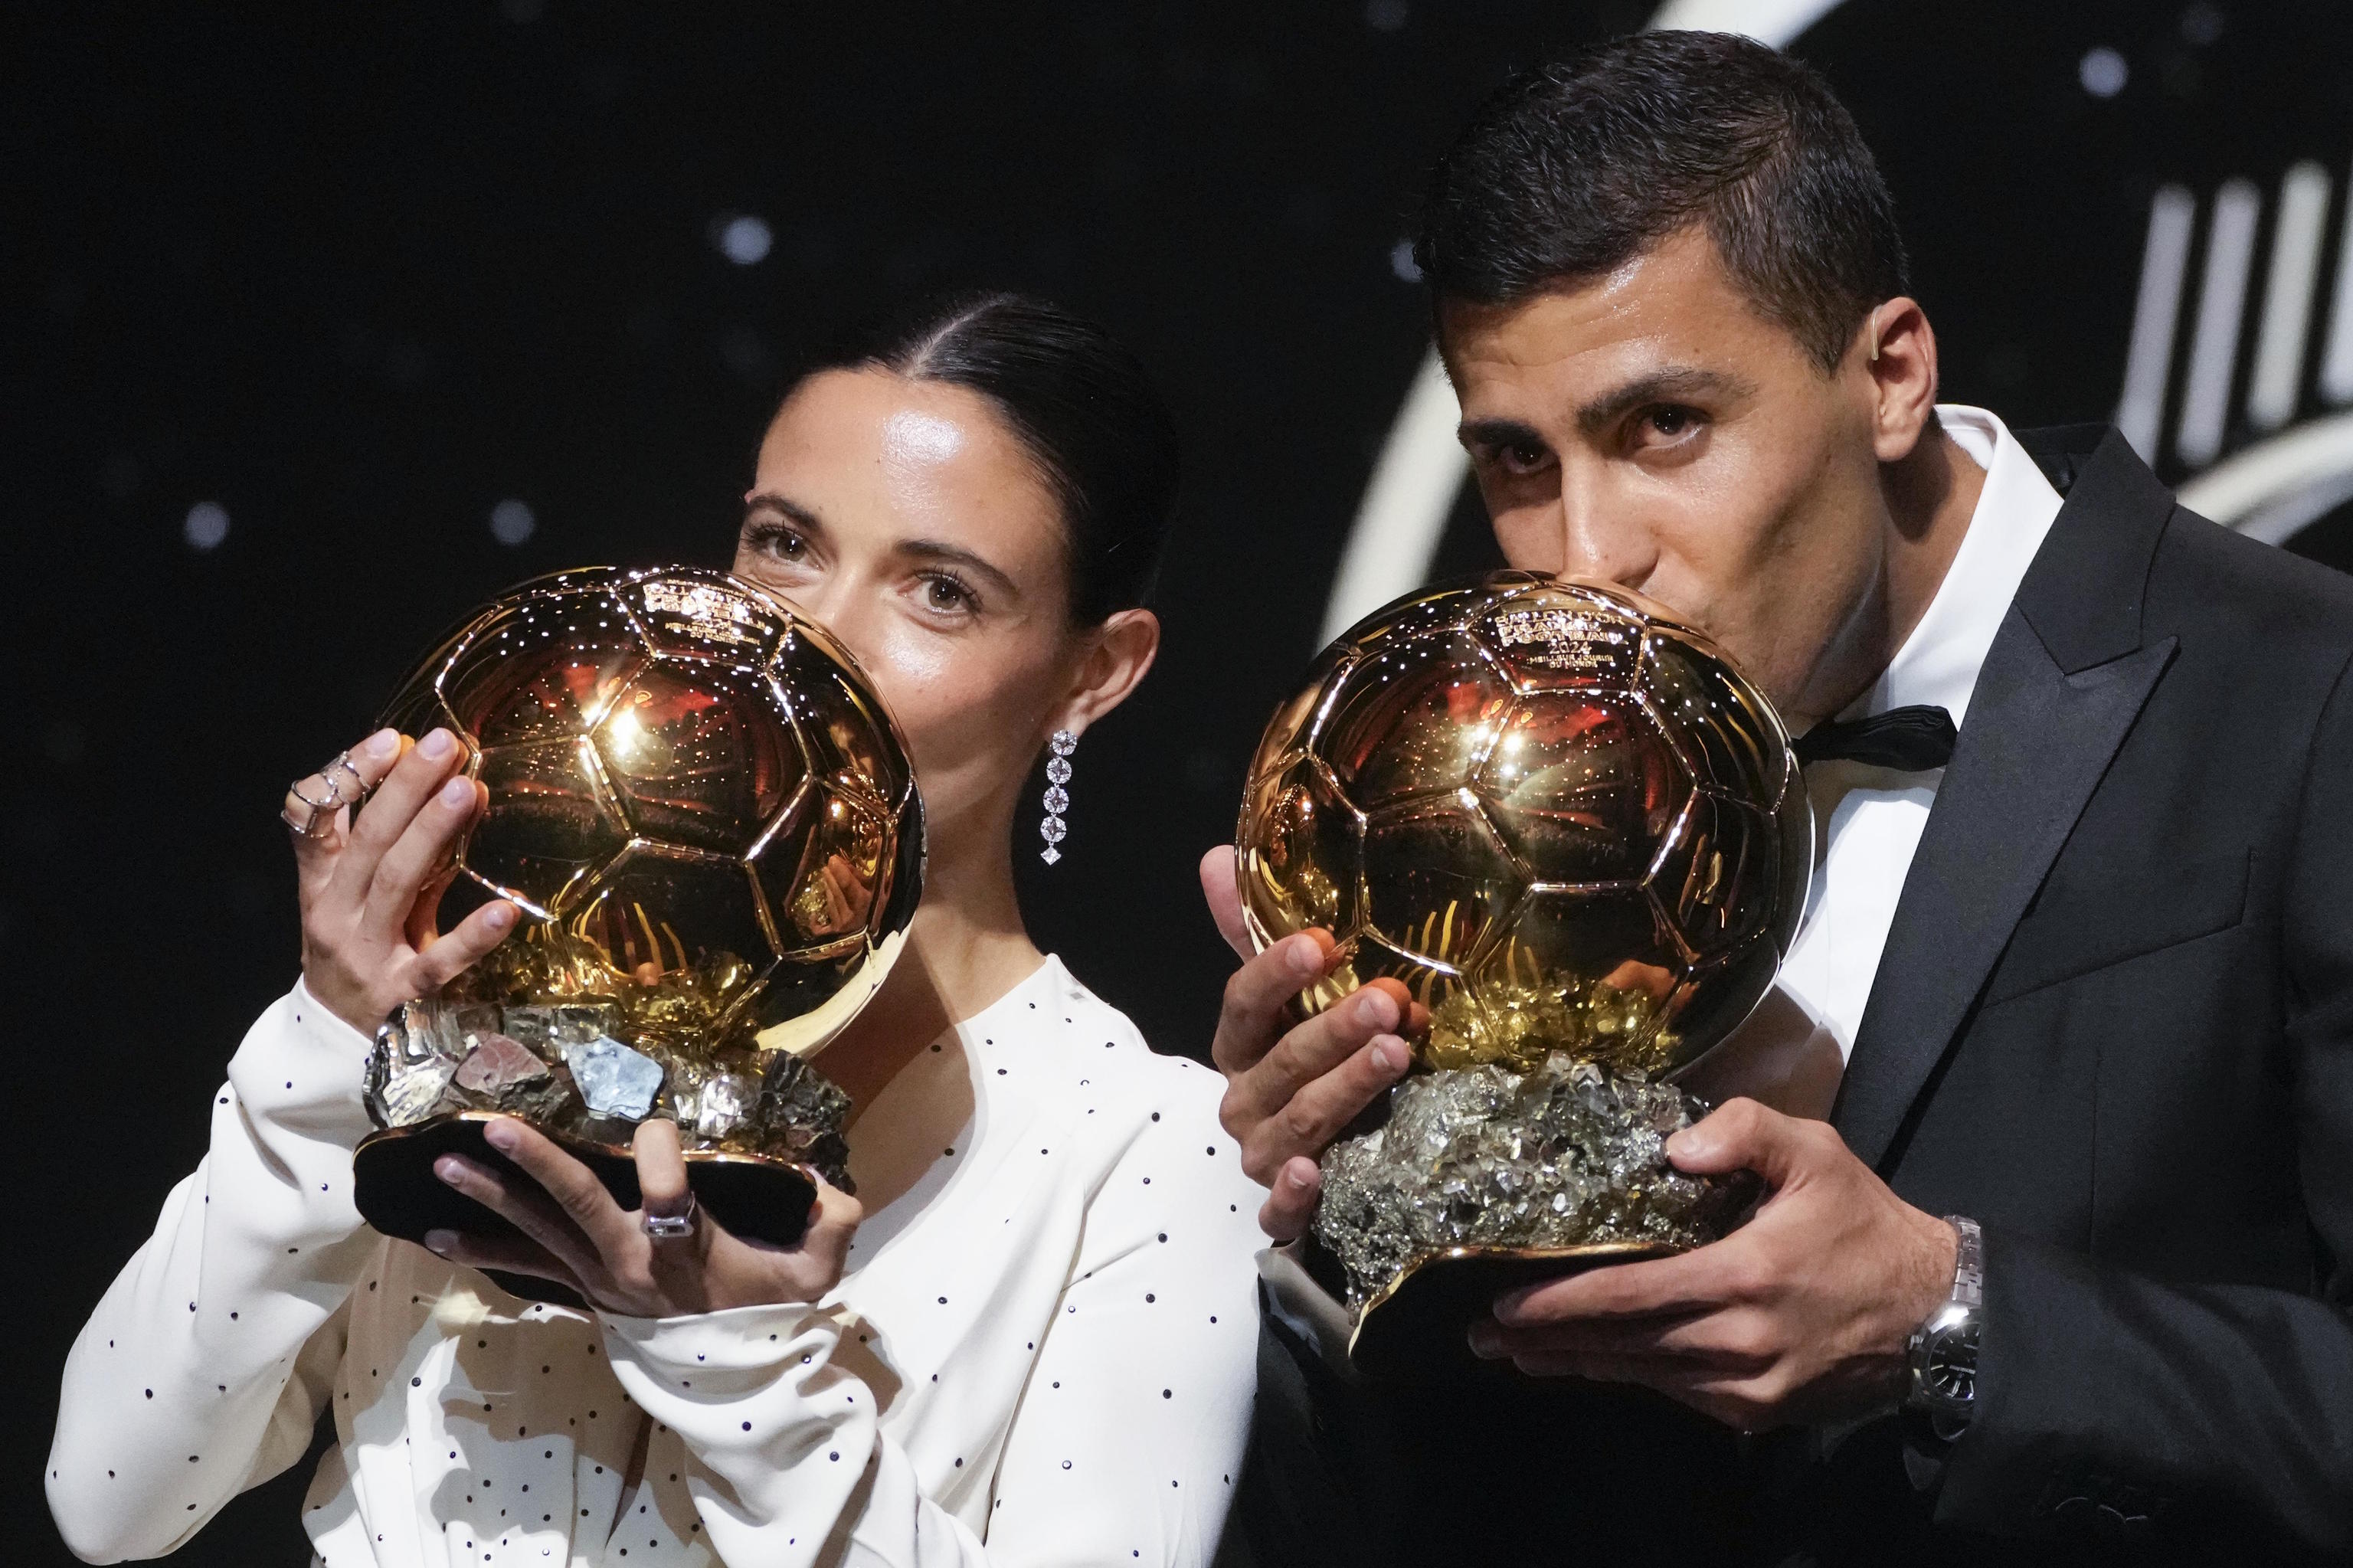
[1905,1215,1983,1429]
[1949,1214,1982,1311]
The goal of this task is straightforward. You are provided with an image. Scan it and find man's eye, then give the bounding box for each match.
[1645,407,1696,438]
[1498,442,1551,474]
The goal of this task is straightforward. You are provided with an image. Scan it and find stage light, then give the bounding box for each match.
[489,498,537,545]
[2079,46,2128,99]
[183,501,229,551]
[717,214,773,266]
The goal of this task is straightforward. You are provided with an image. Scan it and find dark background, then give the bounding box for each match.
[11,2,2351,1561]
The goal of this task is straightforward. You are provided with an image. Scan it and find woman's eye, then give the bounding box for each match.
[922,574,974,613]
[742,521,809,563]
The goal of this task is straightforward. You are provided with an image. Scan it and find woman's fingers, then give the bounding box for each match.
[400,898,518,996]
[482,1118,640,1264]
[432,1151,605,1285]
[798,1183,863,1281]
[632,1118,692,1224]
[421,1226,584,1291]
[287,729,404,887]
[362,771,483,935]
[327,728,466,912]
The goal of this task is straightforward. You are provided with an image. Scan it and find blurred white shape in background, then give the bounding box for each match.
[183,500,229,551]
[489,498,537,546]
[716,214,773,266]
[2078,46,2129,99]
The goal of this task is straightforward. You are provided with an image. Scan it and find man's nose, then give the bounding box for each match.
[1553,489,1657,591]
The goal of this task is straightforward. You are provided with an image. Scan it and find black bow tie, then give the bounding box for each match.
[1793,705,1957,773]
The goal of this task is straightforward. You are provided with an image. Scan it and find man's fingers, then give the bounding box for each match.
[329,727,466,910]
[431,1152,605,1283]
[481,1118,639,1262]
[1226,981,1402,1128]
[362,773,484,935]
[1209,930,1337,1077]
[421,1225,583,1289]
[1472,1305,1766,1367]
[1493,1238,1749,1327]
[1199,846,1253,959]
[1257,1157,1321,1242]
[1664,1098,1835,1190]
[1242,1032,1410,1182]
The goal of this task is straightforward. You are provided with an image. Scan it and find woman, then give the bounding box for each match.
[47,293,1266,1566]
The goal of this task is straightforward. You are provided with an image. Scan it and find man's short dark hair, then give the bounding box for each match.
[1415,31,1910,371]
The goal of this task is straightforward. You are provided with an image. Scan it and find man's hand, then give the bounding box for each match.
[1202,846,1413,1240]
[1468,1097,1958,1431]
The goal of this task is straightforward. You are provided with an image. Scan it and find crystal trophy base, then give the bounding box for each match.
[355,983,851,1291]
[1307,1052,1762,1381]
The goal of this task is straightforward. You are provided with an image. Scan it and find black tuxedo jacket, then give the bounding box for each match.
[1221,427,2353,1565]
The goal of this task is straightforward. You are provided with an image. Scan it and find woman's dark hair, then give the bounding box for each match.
[1415,31,1910,372]
[794,291,1180,625]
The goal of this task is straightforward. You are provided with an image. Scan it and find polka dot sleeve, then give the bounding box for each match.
[46,982,381,1560]
[980,1066,1266,1566]
[597,1059,1263,1568]
[598,1301,941,1568]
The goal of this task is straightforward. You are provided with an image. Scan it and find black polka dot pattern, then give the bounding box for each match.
[52,961,1266,1566]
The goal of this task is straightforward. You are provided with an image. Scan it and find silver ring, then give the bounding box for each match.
[641,1191,698,1239]
[281,751,376,840]
[282,778,338,839]
[321,751,368,807]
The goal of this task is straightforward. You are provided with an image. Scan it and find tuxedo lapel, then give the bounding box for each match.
[1833,624,2172,1167]
[1832,426,2180,1170]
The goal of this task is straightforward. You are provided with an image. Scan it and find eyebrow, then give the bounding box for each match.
[743,491,1022,601]
[1457,365,1760,451]
[899,538,1021,600]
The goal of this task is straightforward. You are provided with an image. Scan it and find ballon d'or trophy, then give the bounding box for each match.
[351,565,922,1285]
[1235,572,1808,1376]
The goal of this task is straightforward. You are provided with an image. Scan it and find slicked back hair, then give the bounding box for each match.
[1415,31,1911,372]
[798,291,1180,626]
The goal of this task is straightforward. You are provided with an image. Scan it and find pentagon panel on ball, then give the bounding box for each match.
[352,566,924,1288]
[1235,571,1810,1375]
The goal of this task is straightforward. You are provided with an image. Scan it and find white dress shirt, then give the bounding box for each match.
[1694,406,2063,1115]
[47,957,1267,1567]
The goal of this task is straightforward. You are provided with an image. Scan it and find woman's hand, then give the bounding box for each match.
[286,726,518,1036]
[424,1116,862,1317]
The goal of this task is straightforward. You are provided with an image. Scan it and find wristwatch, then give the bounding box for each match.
[1904,1215,1982,1431]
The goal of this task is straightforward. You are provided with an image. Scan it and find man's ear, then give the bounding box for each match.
[1862,297,1940,463]
[1046,607,1160,739]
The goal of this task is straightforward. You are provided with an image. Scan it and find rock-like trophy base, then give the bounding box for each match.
[1310,1052,1760,1378]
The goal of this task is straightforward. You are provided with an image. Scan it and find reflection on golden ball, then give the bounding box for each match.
[383,565,924,1059]
[1235,572,1808,1078]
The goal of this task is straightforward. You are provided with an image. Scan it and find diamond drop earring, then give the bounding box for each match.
[1039,728,1076,864]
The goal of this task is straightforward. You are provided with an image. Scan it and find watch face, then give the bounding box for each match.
[1924,1324,1980,1405]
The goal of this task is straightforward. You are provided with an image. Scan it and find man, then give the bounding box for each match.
[1207,31,2353,1564]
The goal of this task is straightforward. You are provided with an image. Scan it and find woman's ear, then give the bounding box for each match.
[1049,608,1160,738]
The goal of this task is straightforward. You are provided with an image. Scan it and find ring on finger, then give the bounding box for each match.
[280,751,374,840]
[641,1190,699,1239]
[282,777,339,839]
